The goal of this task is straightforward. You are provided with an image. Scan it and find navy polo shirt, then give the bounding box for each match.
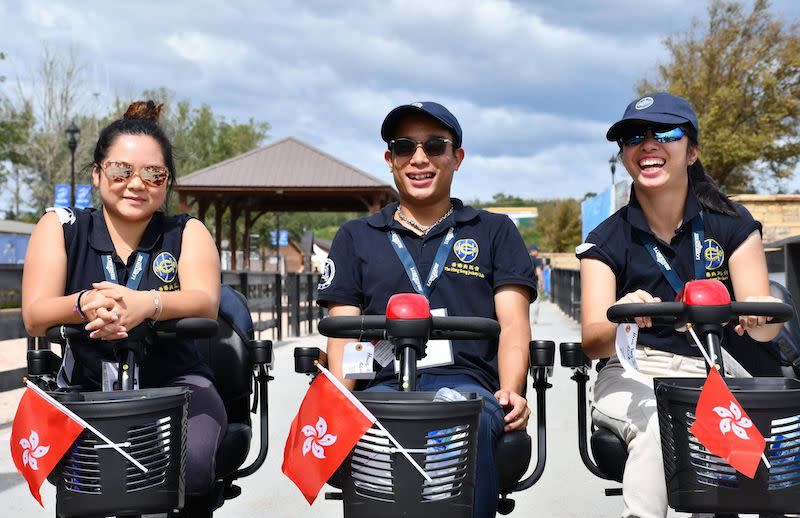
[317,198,536,392]
[55,207,213,389]
[576,186,761,357]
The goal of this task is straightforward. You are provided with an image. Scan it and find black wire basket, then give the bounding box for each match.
[655,376,800,515]
[341,391,483,518]
[51,386,189,518]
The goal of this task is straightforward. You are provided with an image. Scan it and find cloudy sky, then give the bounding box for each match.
[2,0,799,202]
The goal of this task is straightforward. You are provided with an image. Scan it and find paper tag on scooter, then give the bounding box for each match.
[393,308,454,371]
[373,340,394,367]
[343,342,376,380]
[615,323,639,372]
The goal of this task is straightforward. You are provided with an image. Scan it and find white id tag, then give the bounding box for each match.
[343,342,376,380]
[393,307,454,371]
[615,323,640,373]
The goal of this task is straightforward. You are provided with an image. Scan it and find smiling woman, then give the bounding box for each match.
[576,92,784,518]
[20,101,225,517]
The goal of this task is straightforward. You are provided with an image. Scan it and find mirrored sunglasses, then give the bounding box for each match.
[102,161,169,187]
[389,137,453,158]
[620,126,686,147]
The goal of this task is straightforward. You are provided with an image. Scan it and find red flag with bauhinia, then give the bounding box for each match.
[10,385,85,506]
[689,367,766,478]
[282,366,376,504]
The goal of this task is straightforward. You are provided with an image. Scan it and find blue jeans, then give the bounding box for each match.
[366,373,505,518]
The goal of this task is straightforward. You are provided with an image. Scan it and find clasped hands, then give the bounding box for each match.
[80,282,151,340]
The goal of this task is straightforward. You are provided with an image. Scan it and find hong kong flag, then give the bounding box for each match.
[10,383,85,506]
[689,368,766,478]
[282,366,376,504]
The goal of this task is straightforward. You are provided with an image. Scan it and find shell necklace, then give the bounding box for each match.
[395,204,454,235]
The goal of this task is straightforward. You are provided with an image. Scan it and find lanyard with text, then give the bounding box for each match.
[100,252,149,290]
[638,212,705,294]
[387,226,459,298]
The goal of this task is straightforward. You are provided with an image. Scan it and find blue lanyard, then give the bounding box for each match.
[638,212,705,294]
[100,252,149,290]
[387,227,459,297]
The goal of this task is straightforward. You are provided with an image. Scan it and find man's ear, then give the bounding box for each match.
[454,147,465,170]
[385,149,394,170]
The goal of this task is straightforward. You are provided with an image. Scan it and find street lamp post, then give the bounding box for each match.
[608,154,617,187]
[65,121,80,207]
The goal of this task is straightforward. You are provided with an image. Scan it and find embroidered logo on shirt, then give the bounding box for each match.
[153,252,177,283]
[318,258,336,290]
[453,239,479,263]
[704,239,724,270]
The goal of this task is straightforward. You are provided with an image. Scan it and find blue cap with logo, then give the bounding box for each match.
[606,92,699,142]
[381,101,463,148]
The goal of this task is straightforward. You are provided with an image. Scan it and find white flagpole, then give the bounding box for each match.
[317,365,432,482]
[684,326,771,470]
[25,380,148,473]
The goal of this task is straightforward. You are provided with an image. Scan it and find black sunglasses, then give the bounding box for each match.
[389,137,453,158]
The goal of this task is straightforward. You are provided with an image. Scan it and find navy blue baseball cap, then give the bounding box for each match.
[606,92,699,142]
[381,101,463,148]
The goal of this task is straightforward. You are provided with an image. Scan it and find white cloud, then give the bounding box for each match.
[2,0,800,204]
[165,32,249,69]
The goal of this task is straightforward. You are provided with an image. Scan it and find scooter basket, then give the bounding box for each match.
[654,376,800,514]
[51,386,189,518]
[341,391,483,518]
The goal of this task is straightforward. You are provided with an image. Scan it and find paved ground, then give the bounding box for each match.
[0,302,762,517]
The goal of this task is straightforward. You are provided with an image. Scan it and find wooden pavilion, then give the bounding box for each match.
[176,137,397,270]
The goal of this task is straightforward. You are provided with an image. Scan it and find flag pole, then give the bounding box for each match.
[685,325,771,470]
[317,365,432,482]
[25,381,148,473]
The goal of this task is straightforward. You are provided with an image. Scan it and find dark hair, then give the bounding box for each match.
[93,100,176,199]
[686,136,737,217]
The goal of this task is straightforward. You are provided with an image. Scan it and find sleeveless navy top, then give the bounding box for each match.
[54,207,213,389]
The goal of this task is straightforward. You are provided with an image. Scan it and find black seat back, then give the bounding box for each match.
[769,280,800,371]
[195,285,254,425]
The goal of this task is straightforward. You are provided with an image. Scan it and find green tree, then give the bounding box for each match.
[9,46,91,215]
[638,0,800,192]
[169,98,270,176]
[538,199,582,253]
[0,99,34,218]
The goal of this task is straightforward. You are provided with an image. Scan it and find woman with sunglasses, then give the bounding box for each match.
[22,101,224,517]
[576,92,782,518]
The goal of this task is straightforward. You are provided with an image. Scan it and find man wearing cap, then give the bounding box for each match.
[318,101,536,517]
[576,92,781,517]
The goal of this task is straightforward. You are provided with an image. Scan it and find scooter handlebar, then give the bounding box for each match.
[606,301,794,325]
[317,314,500,340]
[45,317,219,344]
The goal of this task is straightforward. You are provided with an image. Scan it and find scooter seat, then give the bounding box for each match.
[215,422,253,478]
[496,430,532,492]
[590,427,627,482]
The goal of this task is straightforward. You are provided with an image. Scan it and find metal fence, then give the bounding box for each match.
[551,267,581,321]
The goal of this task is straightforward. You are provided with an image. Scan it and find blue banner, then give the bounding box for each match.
[0,234,29,264]
[581,187,612,241]
[270,229,289,246]
[75,184,92,209]
[54,183,70,208]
